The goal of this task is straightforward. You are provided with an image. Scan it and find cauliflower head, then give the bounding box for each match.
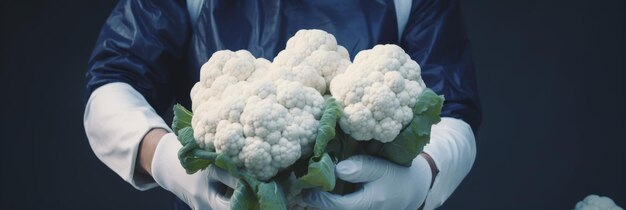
[271,29,351,94]
[190,50,325,180]
[329,44,426,143]
[574,194,623,210]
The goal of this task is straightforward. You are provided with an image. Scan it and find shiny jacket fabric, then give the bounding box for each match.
[86,0,481,131]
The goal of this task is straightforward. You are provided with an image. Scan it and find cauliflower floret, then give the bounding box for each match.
[245,80,277,100]
[276,81,325,119]
[339,103,375,140]
[222,57,255,81]
[208,75,239,99]
[270,138,301,168]
[248,58,271,80]
[269,65,326,94]
[191,100,220,150]
[574,194,623,210]
[302,50,351,85]
[271,29,351,94]
[284,109,320,157]
[214,120,246,167]
[240,98,290,142]
[241,137,276,181]
[330,44,426,143]
[198,50,238,87]
[285,29,338,54]
[191,50,261,112]
[273,49,309,68]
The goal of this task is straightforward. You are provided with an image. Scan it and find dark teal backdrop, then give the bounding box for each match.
[1,0,624,209]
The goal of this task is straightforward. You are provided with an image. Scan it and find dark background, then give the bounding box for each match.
[1,0,624,209]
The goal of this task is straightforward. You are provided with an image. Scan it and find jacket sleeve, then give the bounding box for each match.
[83,0,189,189]
[85,0,190,115]
[400,0,482,131]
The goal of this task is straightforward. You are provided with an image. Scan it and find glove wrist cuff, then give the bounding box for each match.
[420,152,439,189]
[151,133,182,189]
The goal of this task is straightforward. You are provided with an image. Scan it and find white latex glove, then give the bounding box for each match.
[302,154,432,210]
[152,133,237,210]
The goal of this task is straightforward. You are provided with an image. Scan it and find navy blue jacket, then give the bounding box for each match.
[86,0,481,132]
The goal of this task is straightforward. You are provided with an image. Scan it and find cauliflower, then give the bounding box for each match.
[330,44,426,142]
[189,49,327,181]
[190,50,270,112]
[270,29,351,94]
[574,194,623,210]
[173,29,443,209]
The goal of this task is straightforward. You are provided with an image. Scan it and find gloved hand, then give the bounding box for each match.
[302,154,433,210]
[152,133,237,210]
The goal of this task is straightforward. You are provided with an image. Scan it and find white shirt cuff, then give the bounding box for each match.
[84,82,172,190]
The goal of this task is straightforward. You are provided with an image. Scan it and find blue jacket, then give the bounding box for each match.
[86,0,481,131]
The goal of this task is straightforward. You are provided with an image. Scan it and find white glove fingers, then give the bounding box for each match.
[207,164,238,189]
[336,155,388,183]
[207,181,231,210]
[404,156,432,210]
